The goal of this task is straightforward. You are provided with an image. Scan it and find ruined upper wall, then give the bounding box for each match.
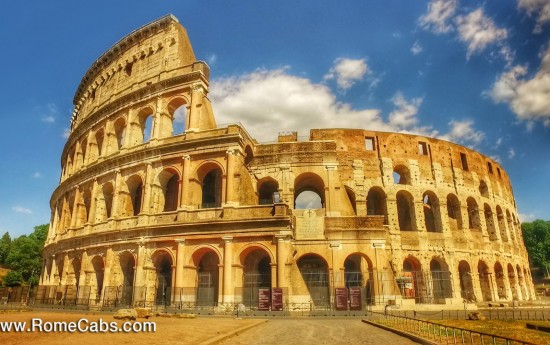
[69,14,202,130]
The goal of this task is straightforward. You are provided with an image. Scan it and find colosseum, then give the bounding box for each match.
[38,14,535,312]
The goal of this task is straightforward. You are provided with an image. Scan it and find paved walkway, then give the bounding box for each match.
[217,318,420,345]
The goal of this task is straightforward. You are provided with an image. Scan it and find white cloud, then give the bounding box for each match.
[12,206,32,214]
[490,155,502,163]
[62,128,70,138]
[455,8,508,58]
[388,92,424,129]
[495,137,503,147]
[419,0,458,34]
[41,115,55,123]
[518,212,537,222]
[32,172,42,179]
[206,53,217,65]
[518,0,550,33]
[39,103,58,123]
[508,148,516,159]
[411,41,423,55]
[489,45,550,124]
[324,58,369,90]
[439,119,485,146]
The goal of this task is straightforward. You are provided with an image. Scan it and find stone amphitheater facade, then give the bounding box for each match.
[40,15,535,310]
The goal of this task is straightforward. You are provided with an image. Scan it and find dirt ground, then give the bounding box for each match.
[0,310,263,345]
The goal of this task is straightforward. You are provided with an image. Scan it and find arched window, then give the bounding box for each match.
[95,129,104,158]
[446,194,463,230]
[479,180,489,198]
[484,203,497,241]
[466,197,481,230]
[202,168,222,208]
[396,191,416,231]
[125,175,143,216]
[393,165,411,185]
[423,191,442,232]
[102,183,114,220]
[258,178,279,205]
[138,108,154,143]
[496,206,508,242]
[367,187,386,217]
[294,173,325,209]
[114,118,126,150]
[156,169,180,212]
[168,98,187,135]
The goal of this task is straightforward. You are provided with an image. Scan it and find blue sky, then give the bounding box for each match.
[1,0,549,237]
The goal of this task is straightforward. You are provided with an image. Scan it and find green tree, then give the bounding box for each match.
[0,232,11,264]
[522,219,550,278]
[4,224,48,285]
[4,270,23,286]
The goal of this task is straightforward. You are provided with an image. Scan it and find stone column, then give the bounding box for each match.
[175,239,185,291]
[142,163,153,216]
[225,149,239,206]
[70,188,80,228]
[61,252,69,285]
[88,179,99,225]
[222,236,233,304]
[275,235,287,288]
[111,170,122,218]
[79,250,88,287]
[49,255,58,286]
[180,155,191,208]
[134,243,146,288]
[100,247,113,304]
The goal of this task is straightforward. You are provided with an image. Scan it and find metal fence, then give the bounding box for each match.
[367,311,538,345]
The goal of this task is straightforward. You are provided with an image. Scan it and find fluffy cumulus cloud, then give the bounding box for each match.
[519,212,537,222]
[411,41,423,55]
[419,0,458,34]
[324,58,369,90]
[439,119,485,146]
[490,45,550,125]
[388,92,424,129]
[211,68,392,141]
[12,206,32,214]
[40,103,58,123]
[455,8,508,58]
[518,0,550,33]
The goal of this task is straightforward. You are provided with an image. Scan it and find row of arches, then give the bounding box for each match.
[63,98,189,179]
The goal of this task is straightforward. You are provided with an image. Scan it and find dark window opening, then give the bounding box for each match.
[460,153,469,171]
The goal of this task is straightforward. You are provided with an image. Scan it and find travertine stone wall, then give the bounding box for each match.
[42,15,535,309]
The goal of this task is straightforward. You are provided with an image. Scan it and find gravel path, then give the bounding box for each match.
[218,318,421,345]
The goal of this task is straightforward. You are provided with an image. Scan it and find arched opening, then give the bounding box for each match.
[125,175,143,217]
[294,173,325,209]
[114,118,126,150]
[396,191,416,231]
[102,183,114,220]
[446,194,463,231]
[195,251,219,306]
[402,256,424,303]
[95,129,104,158]
[156,169,180,212]
[507,263,518,300]
[70,257,81,286]
[479,180,489,198]
[496,206,508,242]
[478,261,493,302]
[423,191,442,232]
[345,186,357,215]
[458,261,475,302]
[241,249,272,308]
[138,108,154,143]
[466,197,481,230]
[201,168,222,208]
[484,204,497,241]
[393,165,411,185]
[80,139,87,166]
[244,145,254,166]
[91,256,104,301]
[494,262,506,300]
[119,251,135,306]
[367,187,387,217]
[258,178,279,205]
[153,251,173,306]
[167,98,187,135]
[82,189,92,224]
[344,254,373,305]
[506,210,516,243]
[430,259,452,303]
[297,254,330,307]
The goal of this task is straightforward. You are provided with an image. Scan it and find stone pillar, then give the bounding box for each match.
[49,255,58,285]
[175,239,185,290]
[142,163,153,216]
[275,235,287,288]
[180,155,191,208]
[88,179,99,225]
[79,250,88,287]
[100,247,113,304]
[61,252,69,285]
[135,243,146,288]
[222,236,233,304]
[111,170,122,218]
[225,149,239,206]
[70,188,80,228]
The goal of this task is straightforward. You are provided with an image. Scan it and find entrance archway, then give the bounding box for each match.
[119,251,135,306]
[344,254,374,305]
[195,251,219,306]
[494,262,506,300]
[429,258,452,303]
[458,260,475,302]
[241,249,272,307]
[478,261,493,302]
[297,254,330,307]
[153,251,173,306]
[402,256,423,303]
[91,256,104,302]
